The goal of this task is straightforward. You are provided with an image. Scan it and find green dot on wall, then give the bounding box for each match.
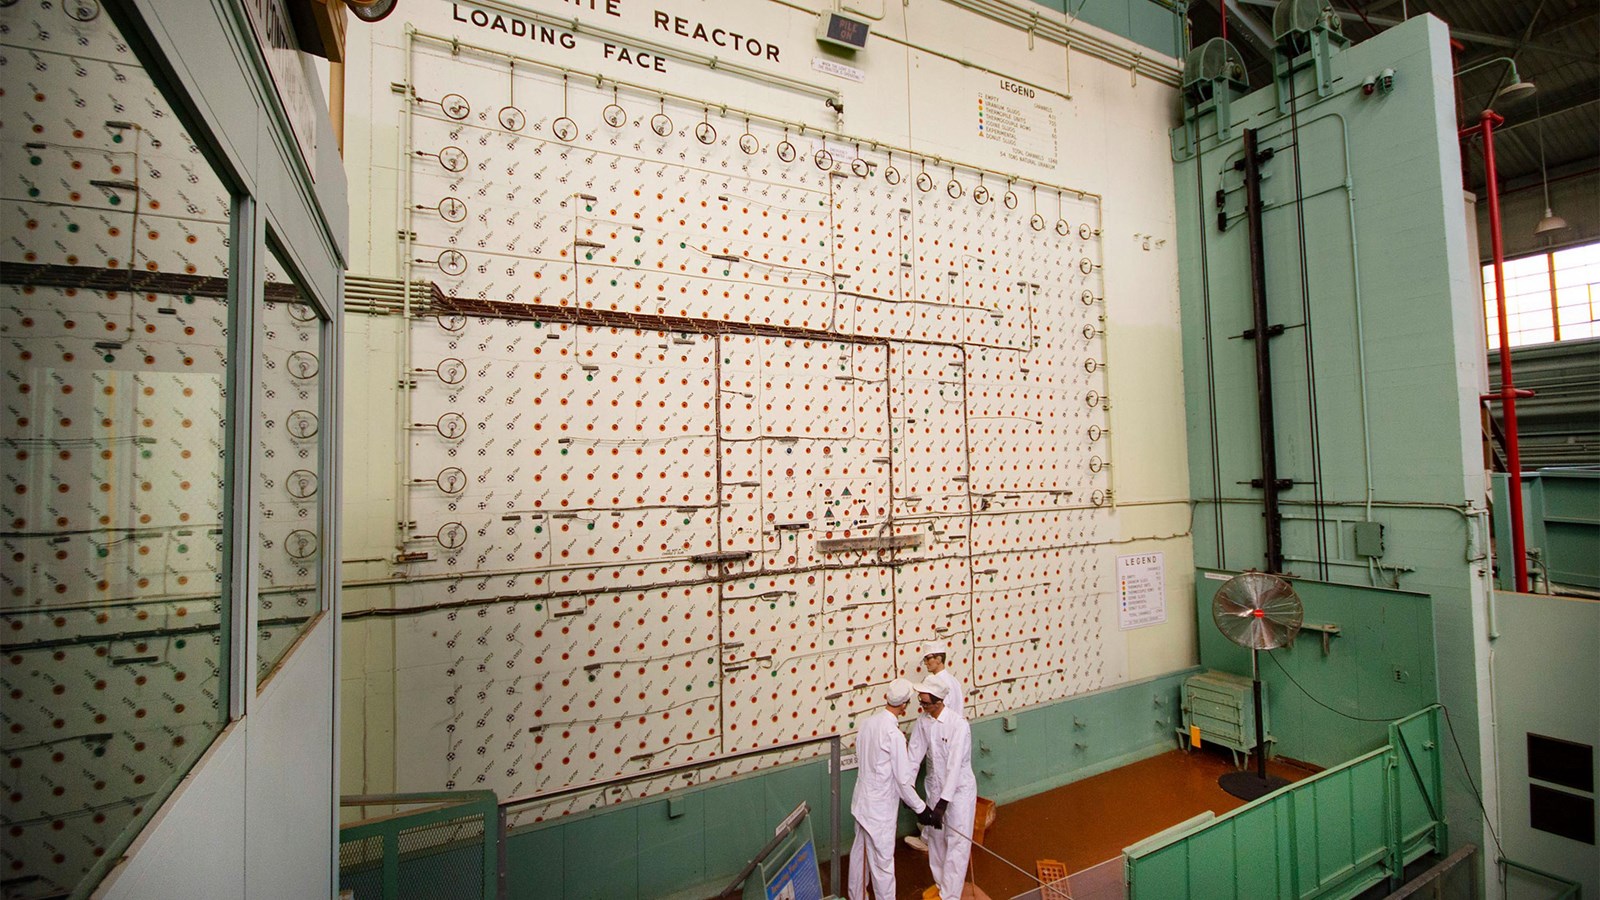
[534,526,542,534]
[610,279,617,287]
[67,223,79,232]
[534,603,543,610]
[29,156,41,166]
[28,188,40,197]
[112,133,123,143]
[586,374,593,382]
[109,195,120,205]
[176,639,187,649]
[586,522,594,530]
[178,544,188,554]
[97,547,108,558]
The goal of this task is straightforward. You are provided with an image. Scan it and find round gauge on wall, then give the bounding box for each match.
[287,470,319,499]
[438,197,467,222]
[498,106,526,132]
[287,351,319,379]
[441,94,470,120]
[287,410,320,439]
[551,117,579,142]
[286,529,319,560]
[437,412,468,439]
[437,146,468,172]
[651,112,674,137]
[435,467,467,494]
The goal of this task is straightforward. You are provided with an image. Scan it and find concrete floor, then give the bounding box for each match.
[871,746,1315,900]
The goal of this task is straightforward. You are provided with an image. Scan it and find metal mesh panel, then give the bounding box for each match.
[339,834,386,900]
[394,813,487,900]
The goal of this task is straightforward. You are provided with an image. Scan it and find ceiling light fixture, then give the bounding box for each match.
[1453,57,1537,111]
[1534,96,1568,236]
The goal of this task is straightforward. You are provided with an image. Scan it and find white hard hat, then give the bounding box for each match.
[886,678,915,706]
[922,640,949,658]
[914,679,949,700]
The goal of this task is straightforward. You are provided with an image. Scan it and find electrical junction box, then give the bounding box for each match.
[1179,671,1271,767]
[1354,521,1386,558]
[816,11,870,51]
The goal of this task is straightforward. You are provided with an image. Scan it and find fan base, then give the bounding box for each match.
[1219,771,1290,801]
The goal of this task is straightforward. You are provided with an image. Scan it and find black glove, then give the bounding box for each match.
[931,799,949,828]
[915,806,937,827]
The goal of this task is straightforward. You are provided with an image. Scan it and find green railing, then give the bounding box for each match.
[1503,859,1584,900]
[339,791,502,900]
[1125,705,1446,900]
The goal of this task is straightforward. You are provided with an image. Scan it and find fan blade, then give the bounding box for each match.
[1211,572,1305,650]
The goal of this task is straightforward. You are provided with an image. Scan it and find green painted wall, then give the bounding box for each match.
[1195,570,1437,767]
[1173,14,1496,865]
[1022,0,1185,59]
[503,669,1195,900]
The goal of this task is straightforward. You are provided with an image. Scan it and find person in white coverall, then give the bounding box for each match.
[920,640,963,715]
[908,679,978,900]
[849,678,937,900]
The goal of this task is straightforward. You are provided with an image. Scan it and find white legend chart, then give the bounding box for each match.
[1117,552,1166,629]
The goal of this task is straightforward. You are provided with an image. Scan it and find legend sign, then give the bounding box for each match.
[1117,552,1166,630]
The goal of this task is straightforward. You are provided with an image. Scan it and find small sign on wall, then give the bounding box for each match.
[1117,552,1166,629]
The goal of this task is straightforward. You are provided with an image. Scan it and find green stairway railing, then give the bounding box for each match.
[1124,705,1446,900]
[339,791,502,900]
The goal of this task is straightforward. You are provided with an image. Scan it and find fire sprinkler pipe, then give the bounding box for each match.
[1460,109,1530,593]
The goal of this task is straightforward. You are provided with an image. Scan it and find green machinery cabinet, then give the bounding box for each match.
[1178,671,1272,768]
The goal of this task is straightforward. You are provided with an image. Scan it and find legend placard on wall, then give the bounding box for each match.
[1117,552,1166,629]
[978,86,1059,169]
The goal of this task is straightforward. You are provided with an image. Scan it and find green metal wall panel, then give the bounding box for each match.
[1020,0,1183,59]
[1196,571,1437,767]
[1174,13,1491,858]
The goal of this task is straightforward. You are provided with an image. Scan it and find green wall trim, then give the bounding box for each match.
[503,668,1197,900]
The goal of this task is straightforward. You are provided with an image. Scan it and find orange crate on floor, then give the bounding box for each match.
[971,797,997,845]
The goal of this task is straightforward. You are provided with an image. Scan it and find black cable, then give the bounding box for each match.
[1193,125,1226,567]
[1285,81,1330,581]
[1264,650,1507,860]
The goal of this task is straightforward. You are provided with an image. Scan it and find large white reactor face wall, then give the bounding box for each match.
[351,1,1130,822]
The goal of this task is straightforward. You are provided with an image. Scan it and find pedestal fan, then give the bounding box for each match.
[1212,571,1303,800]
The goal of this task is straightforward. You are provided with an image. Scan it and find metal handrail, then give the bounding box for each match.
[1503,859,1584,900]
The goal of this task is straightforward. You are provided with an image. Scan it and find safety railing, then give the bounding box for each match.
[1502,859,1584,900]
[339,791,502,900]
[1125,705,1446,900]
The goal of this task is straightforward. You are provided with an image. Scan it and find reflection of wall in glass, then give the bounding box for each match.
[257,246,324,683]
[0,1,232,895]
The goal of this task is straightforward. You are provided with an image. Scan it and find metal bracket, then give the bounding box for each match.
[1293,622,1342,656]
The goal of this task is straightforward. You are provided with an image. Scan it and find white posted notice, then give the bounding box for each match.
[1117,552,1166,629]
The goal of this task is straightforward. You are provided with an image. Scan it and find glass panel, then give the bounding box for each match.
[0,1,233,894]
[256,245,324,683]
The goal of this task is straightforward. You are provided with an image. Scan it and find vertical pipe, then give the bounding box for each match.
[829,735,841,899]
[1478,111,1530,593]
[1252,649,1267,782]
[1242,128,1285,573]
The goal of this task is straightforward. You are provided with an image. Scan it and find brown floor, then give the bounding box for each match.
[866,746,1314,900]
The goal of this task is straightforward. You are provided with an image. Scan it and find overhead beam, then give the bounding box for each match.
[1233,0,1597,61]
[1203,0,1278,60]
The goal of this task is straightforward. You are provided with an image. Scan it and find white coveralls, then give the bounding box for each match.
[928,667,964,716]
[849,707,926,900]
[908,706,978,900]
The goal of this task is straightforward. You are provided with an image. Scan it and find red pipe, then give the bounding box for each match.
[1470,110,1531,593]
